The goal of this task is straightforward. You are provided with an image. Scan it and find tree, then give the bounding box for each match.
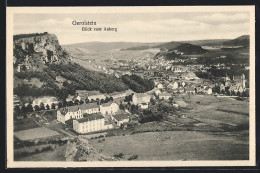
[21,105,27,113]
[150,98,156,105]
[40,102,45,110]
[119,101,125,110]
[74,100,79,105]
[85,99,90,104]
[51,103,56,109]
[79,100,84,105]
[110,97,113,101]
[26,103,34,112]
[237,91,241,97]
[58,102,63,108]
[14,105,21,114]
[68,101,74,106]
[34,105,40,111]
[46,104,50,110]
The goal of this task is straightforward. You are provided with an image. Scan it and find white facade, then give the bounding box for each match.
[57,103,100,124]
[100,102,119,115]
[73,116,105,134]
[132,93,151,105]
[57,109,83,124]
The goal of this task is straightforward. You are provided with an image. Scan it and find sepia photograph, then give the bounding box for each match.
[6,6,255,167]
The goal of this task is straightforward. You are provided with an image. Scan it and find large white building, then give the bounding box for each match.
[100,102,119,115]
[73,113,105,134]
[57,103,99,124]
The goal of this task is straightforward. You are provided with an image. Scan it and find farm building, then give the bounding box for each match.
[100,102,119,115]
[158,93,172,100]
[111,114,130,126]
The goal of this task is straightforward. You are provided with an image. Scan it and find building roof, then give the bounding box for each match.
[76,113,104,123]
[59,103,99,115]
[79,103,99,110]
[112,114,129,121]
[101,101,117,107]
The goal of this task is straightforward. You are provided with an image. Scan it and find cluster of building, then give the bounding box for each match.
[56,101,132,134]
[219,74,248,94]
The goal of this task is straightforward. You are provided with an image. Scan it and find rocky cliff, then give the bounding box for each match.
[13,32,72,71]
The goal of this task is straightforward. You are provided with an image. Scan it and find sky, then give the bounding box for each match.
[14,12,250,45]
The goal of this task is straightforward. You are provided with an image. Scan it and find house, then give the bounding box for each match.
[173,100,187,108]
[154,89,161,96]
[104,121,114,130]
[111,114,130,126]
[185,87,196,94]
[157,83,163,89]
[73,113,105,134]
[167,82,178,90]
[178,87,185,93]
[57,103,99,124]
[204,87,213,95]
[32,96,58,108]
[132,93,151,105]
[158,93,172,100]
[100,102,119,115]
[75,90,89,101]
[138,102,149,109]
[66,94,81,103]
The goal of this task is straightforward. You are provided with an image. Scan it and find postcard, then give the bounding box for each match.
[6,6,255,168]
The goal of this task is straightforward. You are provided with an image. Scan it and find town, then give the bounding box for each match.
[12,32,250,161]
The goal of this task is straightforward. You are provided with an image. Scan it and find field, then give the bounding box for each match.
[88,95,249,161]
[14,118,40,132]
[180,95,249,130]
[14,127,60,140]
[89,131,248,160]
[15,144,66,161]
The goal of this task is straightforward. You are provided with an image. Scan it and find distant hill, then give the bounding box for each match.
[179,39,230,46]
[152,41,182,50]
[223,35,249,47]
[63,42,162,52]
[174,43,207,54]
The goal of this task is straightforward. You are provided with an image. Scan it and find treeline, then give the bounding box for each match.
[121,74,154,93]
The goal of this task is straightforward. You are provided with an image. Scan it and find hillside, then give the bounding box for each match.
[13,32,72,72]
[223,35,249,47]
[173,43,207,54]
[180,39,230,46]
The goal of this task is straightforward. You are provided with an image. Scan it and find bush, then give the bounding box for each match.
[113,153,124,159]
[128,155,138,160]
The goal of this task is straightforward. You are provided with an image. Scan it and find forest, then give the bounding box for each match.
[14,63,155,101]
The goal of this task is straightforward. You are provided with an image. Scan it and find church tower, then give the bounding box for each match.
[241,74,246,88]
